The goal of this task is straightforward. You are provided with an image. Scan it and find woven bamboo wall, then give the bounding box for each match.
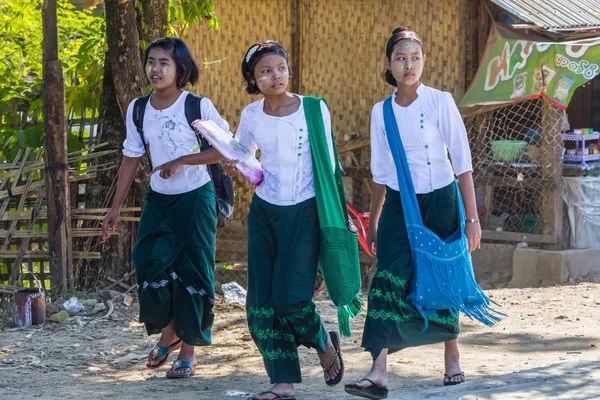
[187,0,467,232]
[186,0,293,227]
[298,0,465,137]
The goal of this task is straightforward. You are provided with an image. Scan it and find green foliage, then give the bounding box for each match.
[0,0,218,164]
[168,0,219,38]
[0,0,104,163]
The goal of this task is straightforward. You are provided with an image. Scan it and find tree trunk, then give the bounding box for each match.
[86,0,166,286]
[82,61,135,287]
[138,0,168,47]
[104,0,154,199]
[42,0,73,293]
[104,0,146,117]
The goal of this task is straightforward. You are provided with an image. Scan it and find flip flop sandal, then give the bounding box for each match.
[344,378,388,400]
[250,390,296,400]
[146,339,183,369]
[443,371,465,386]
[166,359,197,379]
[322,331,344,386]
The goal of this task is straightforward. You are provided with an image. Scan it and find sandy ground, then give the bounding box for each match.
[1,283,599,400]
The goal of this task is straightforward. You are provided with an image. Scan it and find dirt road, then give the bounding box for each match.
[1,283,599,399]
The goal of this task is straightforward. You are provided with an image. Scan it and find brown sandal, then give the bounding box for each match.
[250,391,296,400]
[321,331,344,386]
[344,378,388,399]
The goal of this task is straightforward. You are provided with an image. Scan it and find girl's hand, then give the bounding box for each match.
[366,226,377,256]
[221,158,238,177]
[151,158,183,179]
[465,221,482,253]
[101,208,120,241]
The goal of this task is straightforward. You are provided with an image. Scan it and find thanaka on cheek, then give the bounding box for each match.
[390,41,424,86]
[161,66,174,80]
[256,77,269,91]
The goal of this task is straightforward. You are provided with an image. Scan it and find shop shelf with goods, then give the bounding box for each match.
[562,131,600,168]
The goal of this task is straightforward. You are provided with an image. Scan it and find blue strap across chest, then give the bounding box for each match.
[382,97,502,330]
[382,96,467,257]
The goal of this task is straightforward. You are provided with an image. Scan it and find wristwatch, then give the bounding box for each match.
[465,218,480,223]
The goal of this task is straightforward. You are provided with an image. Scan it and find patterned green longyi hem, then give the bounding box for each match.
[367,309,458,325]
[367,309,420,323]
[281,303,314,322]
[247,307,275,318]
[248,326,296,342]
[293,311,321,335]
[259,348,299,361]
[373,270,407,288]
[368,288,411,308]
[427,314,458,325]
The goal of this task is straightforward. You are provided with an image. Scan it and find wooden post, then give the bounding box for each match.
[42,0,73,292]
[290,0,301,94]
[540,99,564,249]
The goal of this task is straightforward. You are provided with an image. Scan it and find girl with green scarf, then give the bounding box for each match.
[222,40,345,400]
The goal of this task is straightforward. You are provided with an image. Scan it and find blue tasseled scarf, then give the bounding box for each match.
[382,96,502,331]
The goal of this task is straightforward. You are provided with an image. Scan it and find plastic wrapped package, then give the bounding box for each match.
[562,177,600,249]
[191,119,264,186]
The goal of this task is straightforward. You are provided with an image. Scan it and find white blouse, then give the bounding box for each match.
[370,84,472,194]
[123,91,230,195]
[235,95,336,206]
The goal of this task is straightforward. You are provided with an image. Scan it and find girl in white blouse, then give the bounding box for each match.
[345,28,481,399]
[102,38,229,380]
[223,40,343,400]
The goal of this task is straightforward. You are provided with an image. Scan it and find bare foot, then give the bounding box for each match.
[251,384,295,400]
[350,348,389,389]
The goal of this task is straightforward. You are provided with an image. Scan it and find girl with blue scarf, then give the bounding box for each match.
[345,27,483,399]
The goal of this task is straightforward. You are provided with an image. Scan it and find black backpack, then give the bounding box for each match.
[132,93,234,229]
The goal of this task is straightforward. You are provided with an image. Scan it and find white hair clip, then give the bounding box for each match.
[245,45,260,63]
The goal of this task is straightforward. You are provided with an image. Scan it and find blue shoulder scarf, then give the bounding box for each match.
[382,96,502,331]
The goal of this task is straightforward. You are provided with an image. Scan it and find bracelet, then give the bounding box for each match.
[465,218,480,224]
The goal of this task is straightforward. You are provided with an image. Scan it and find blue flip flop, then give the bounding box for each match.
[166,359,197,379]
[146,339,182,369]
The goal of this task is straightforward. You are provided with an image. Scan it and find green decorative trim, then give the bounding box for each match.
[368,309,458,325]
[285,303,315,322]
[293,311,321,335]
[368,289,410,308]
[247,307,275,318]
[428,314,458,325]
[373,270,407,288]
[259,348,299,361]
[248,326,295,342]
[367,309,420,323]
